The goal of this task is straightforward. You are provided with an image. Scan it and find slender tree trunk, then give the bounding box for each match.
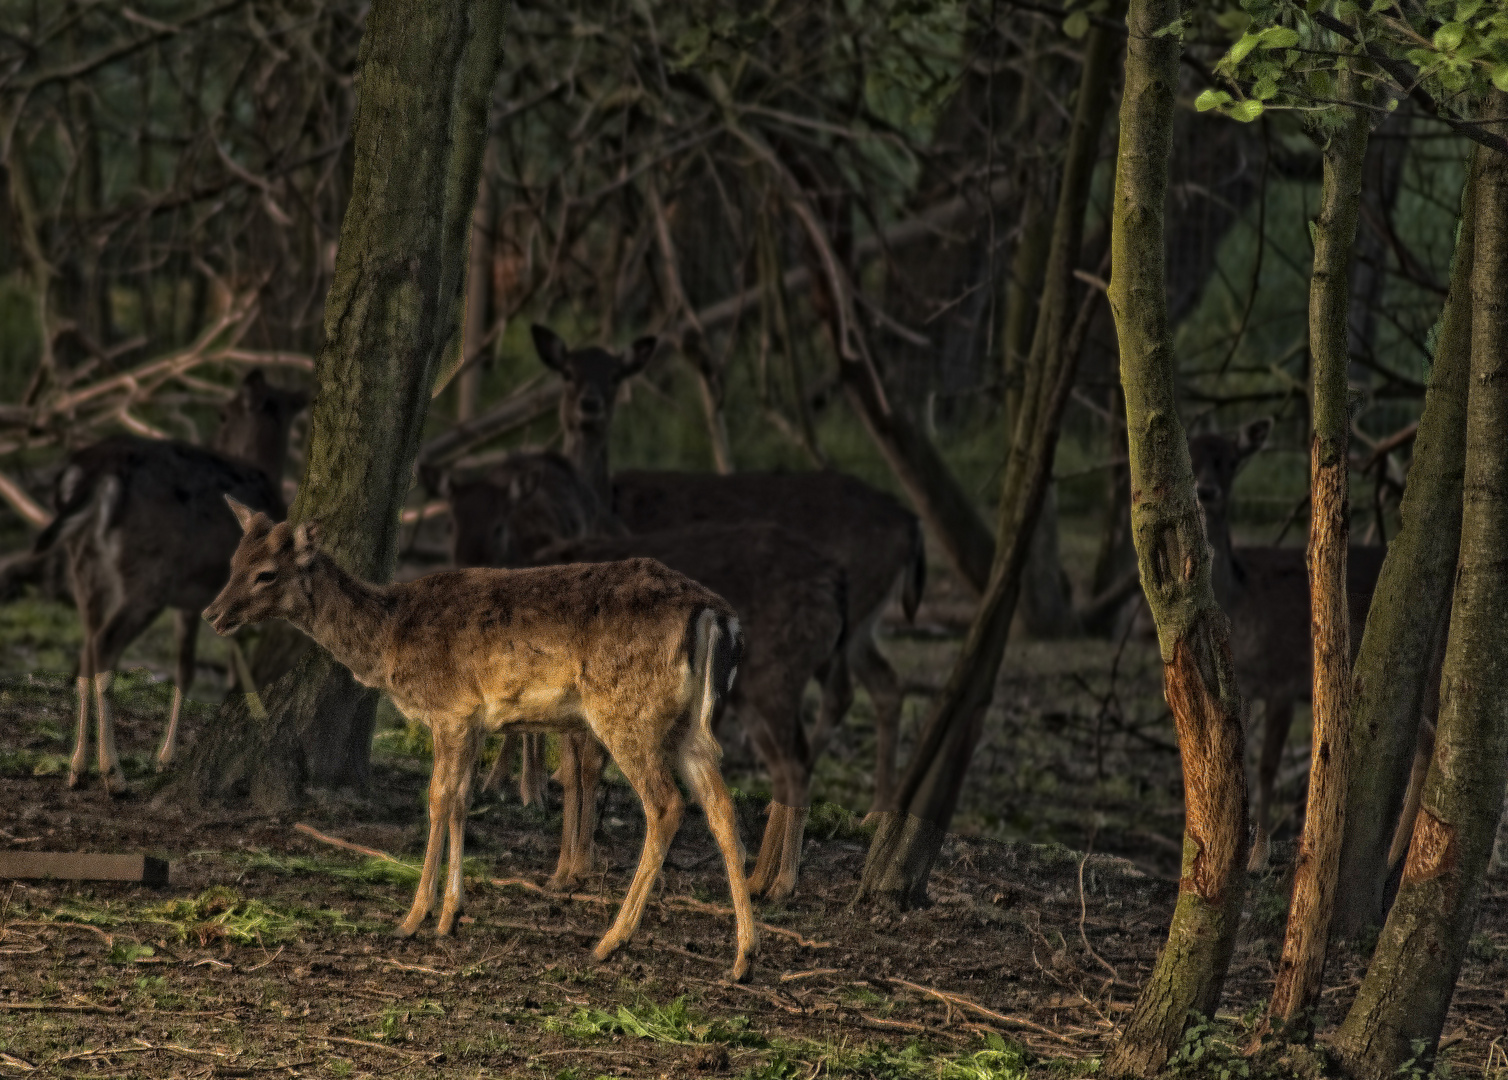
[166,0,506,811]
[854,14,1121,905]
[1332,150,1478,939]
[1265,73,1368,1031]
[457,138,498,424]
[1102,0,1249,1071]
[1335,105,1508,1079]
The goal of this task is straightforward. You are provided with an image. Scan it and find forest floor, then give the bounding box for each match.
[2,561,1508,1079]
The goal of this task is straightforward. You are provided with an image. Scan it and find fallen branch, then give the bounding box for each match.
[0,1001,119,1014]
[317,1035,439,1061]
[292,823,411,865]
[892,978,1074,1043]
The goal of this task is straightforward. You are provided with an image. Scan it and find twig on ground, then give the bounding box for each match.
[317,1036,439,1061]
[891,978,1074,1043]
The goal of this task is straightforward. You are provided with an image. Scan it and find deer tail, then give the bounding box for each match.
[32,464,106,555]
[901,516,926,623]
[680,607,742,777]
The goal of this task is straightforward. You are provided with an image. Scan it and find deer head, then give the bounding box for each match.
[1187,417,1272,602]
[448,452,604,569]
[213,369,309,486]
[531,325,655,499]
[203,496,322,635]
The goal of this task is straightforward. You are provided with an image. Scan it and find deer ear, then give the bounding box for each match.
[225,495,258,533]
[1236,417,1273,463]
[531,325,569,374]
[624,336,656,376]
[293,520,322,565]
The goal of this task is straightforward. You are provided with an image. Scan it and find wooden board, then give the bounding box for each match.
[0,852,169,887]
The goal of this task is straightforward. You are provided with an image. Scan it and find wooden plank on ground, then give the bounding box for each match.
[0,852,169,886]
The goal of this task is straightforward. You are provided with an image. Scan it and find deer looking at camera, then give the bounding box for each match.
[31,370,306,793]
[530,324,925,816]
[448,457,847,898]
[204,499,759,980]
[1189,419,1390,863]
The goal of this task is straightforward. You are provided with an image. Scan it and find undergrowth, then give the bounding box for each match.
[40,886,374,945]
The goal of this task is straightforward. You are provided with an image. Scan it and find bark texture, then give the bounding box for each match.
[1266,79,1368,1029]
[1102,0,1249,1072]
[1336,103,1508,1079]
[169,0,506,810]
[855,12,1121,906]
[1333,151,1477,938]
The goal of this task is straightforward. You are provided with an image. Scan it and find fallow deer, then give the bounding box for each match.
[531,324,926,815]
[1189,418,1388,863]
[30,370,306,792]
[204,499,759,979]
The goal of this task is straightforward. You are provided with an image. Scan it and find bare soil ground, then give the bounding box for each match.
[2,567,1507,1079]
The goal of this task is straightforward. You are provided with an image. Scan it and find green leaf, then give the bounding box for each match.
[1433,21,1467,51]
[1259,25,1300,48]
[1253,74,1279,99]
[1227,32,1262,64]
[1195,88,1233,111]
[1229,99,1265,122]
[1063,10,1091,38]
[1494,64,1508,92]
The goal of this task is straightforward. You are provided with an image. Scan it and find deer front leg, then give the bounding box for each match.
[158,611,198,771]
[520,733,546,806]
[398,739,451,937]
[551,734,605,890]
[93,673,127,797]
[435,729,479,936]
[69,674,92,789]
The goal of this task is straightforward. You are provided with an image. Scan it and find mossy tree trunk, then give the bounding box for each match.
[169,0,506,812]
[854,12,1122,905]
[1101,0,1249,1072]
[1335,109,1508,1080]
[1265,71,1369,1031]
[1332,151,1477,941]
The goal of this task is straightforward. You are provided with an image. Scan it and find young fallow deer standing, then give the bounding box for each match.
[530,324,925,816]
[205,499,759,979]
[32,370,305,793]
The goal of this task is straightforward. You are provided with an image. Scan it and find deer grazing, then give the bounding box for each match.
[31,370,306,793]
[532,324,925,815]
[1189,418,1388,862]
[204,499,759,979]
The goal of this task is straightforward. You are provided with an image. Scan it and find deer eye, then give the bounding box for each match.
[255,570,278,584]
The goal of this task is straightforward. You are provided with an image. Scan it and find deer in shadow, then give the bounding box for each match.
[204,499,759,980]
[447,455,847,897]
[530,324,926,817]
[1189,418,1393,865]
[30,370,306,793]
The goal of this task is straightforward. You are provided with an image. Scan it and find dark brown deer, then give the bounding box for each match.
[531,324,926,815]
[31,370,306,792]
[204,500,758,979]
[1189,419,1387,863]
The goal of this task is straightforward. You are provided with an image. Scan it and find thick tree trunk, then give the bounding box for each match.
[1335,106,1508,1079]
[1332,150,1478,939]
[854,14,1121,906]
[1265,75,1368,1031]
[1102,0,1249,1072]
[167,0,506,811]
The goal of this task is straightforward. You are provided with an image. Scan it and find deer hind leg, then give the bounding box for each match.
[809,652,852,763]
[482,731,518,795]
[1249,698,1295,869]
[158,610,198,771]
[551,733,605,891]
[591,747,683,965]
[850,635,902,818]
[398,722,453,937]
[68,564,103,789]
[90,603,163,797]
[677,733,759,981]
[741,698,810,900]
[520,733,547,806]
[436,727,481,936]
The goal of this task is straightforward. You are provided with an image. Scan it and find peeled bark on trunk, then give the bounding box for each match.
[1265,76,1369,1031]
[167,0,506,811]
[1102,1,1249,1072]
[854,13,1121,906]
[1333,149,1478,940]
[1335,105,1508,1079]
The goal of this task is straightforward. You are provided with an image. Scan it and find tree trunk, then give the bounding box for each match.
[456,137,499,424]
[167,0,506,811]
[1019,481,1079,639]
[1265,71,1368,1032]
[1335,106,1508,1079]
[854,12,1121,906]
[1101,0,1249,1071]
[1332,149,1478,939]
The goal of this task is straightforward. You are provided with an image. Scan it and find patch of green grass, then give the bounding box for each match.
[808,800,875,842]
[372,717,433,760]
[548,995,764,1048]
[236,848,495,888]
[41,886,374,946]
[376,1000,445,1042]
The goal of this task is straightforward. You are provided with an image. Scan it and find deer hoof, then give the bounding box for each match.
[67,770,86,790]
[102,773,129,798]
[393,918,423,939]
[727,953,753,983]
[591,937,621,963]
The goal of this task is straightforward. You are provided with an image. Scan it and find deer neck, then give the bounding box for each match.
[1203,505,1240,608]
[562,424,611,505]
[293,553,395,688]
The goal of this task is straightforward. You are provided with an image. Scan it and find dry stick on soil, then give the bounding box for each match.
[892,978,1077,1043]
[1264,64,1369,1035]
[1336,97,1508,1080]
[318,1035,439,1061]
[1103,0,1249,1070]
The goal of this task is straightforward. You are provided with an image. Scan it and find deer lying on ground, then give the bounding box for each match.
[204,498,759,979]
[30,370,306,793]
[1189,419,1392,865]
[531,324,926,815]
[449,460,847,897]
